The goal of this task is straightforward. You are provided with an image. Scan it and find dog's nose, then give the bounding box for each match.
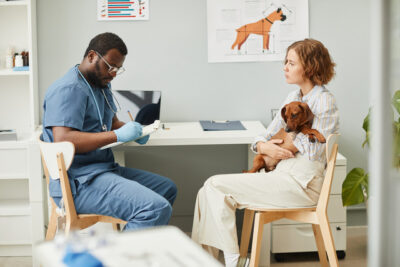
[281,15,286,21]
[285,127,291,132]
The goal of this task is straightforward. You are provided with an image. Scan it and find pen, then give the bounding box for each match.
[127,110,134,121]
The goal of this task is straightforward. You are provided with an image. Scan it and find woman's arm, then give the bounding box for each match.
[256,139,295,159]
[251,91,297,159]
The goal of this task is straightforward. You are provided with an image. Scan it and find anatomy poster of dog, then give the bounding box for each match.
[207,0,308,63]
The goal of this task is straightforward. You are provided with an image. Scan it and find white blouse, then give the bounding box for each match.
[252,85,340,164]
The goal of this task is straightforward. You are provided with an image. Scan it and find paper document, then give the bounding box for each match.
[101,120,160,150]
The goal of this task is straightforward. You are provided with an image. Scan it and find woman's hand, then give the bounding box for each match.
[256,139,294,160]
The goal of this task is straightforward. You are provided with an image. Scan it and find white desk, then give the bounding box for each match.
[112,121,272,266]
[113,121,265,169]
[35,226,223,267]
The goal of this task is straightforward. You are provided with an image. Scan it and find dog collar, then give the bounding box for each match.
[265,18,273,24]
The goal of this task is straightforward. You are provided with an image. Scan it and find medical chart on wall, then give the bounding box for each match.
[207,0,308,63]
[97,0,149,21]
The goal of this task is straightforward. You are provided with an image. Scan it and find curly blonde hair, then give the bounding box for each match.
[286,39,335,86]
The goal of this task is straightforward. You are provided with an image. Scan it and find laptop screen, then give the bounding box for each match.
[112,90,161,125]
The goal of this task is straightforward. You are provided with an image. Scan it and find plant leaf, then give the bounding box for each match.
[362,109,371,148]
[392,90,400,115]
[342,168,368,206]
[394,121,400,168]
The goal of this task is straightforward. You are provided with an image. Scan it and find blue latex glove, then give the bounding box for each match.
[135,135,150,145]
[63,247,103,267]
[113,121,143,142]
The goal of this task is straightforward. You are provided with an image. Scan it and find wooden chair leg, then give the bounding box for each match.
[112,223,120,231]
[240,209,255,258]
[46,208,58,240]
[318,215,339,267]
[312,224,329,267]
[249,212,265,267]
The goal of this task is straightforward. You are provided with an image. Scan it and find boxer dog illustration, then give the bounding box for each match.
[231,8,286,51]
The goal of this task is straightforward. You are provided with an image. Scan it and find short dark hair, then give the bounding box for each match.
[83,32,128,57]
[286,39,335,86]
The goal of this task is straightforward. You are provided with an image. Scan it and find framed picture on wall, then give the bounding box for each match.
[97,0,149,21]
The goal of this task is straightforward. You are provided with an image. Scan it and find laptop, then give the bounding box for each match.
[112,90,161,125]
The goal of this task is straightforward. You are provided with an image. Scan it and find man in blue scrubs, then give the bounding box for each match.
[42,32,177,230]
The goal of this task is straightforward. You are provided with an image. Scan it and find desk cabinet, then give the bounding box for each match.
[271,153,347,258]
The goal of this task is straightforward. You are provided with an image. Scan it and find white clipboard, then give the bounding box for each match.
[100,120,161,150]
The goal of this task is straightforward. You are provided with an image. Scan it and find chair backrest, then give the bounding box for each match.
[316,134,339,213]
[38,139,75,180]
[38,138,78,219]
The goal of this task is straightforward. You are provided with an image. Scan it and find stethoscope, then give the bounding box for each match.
[77,67,121,132]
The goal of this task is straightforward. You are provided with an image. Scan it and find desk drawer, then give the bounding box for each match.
[0,215,31,244]
[272,223,346,253]
[0,148,28,178]
[273,195,346,225]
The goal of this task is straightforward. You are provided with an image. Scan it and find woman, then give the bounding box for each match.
[191,39,339,267]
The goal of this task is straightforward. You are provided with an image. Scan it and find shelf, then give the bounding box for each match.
[0,132,34,149]
[0,199,30,216]
[0,69,30,76]
[0,174,28,179]
[0,1,28,7]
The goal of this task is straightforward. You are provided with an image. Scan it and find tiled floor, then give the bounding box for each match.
[0,226,366,267]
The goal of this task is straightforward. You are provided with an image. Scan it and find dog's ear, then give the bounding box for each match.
[277,7,281,13]
[281,106,287,123]
[300,102,314,122]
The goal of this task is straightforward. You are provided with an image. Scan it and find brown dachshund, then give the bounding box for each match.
[231,8,286,51]
[245,101,326,173]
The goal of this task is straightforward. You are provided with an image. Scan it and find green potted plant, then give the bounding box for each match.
[342,90,400,207]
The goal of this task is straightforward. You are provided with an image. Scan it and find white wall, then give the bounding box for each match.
[37,0,370,228]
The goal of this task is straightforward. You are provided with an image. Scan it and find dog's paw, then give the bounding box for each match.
[266,166,276,172]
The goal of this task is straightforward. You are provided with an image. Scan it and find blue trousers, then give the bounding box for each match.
[55,166,177,230]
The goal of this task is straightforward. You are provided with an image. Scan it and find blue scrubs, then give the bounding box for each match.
[42,66,177,230]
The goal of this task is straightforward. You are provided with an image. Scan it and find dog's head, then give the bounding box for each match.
[269,8,286,22]
[281,101,314,132]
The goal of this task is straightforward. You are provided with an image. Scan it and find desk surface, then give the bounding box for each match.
[116,121,266,147]
[35,226,222,267]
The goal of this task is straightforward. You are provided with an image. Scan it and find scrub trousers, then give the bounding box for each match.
[54,166,177,230]
[191,154,325,253]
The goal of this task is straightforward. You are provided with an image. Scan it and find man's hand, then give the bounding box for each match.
[257,139,294,160]
[135,135,149,145]
[113,121,143,142]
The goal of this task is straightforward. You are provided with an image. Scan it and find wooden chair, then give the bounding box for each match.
[38,139,127,240]
[239,134,340,267]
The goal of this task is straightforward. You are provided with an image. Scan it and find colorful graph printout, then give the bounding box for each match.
[97,0,149,21]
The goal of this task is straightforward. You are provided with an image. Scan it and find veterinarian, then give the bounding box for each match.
[191,39,339,267]
[42,32,177,230]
